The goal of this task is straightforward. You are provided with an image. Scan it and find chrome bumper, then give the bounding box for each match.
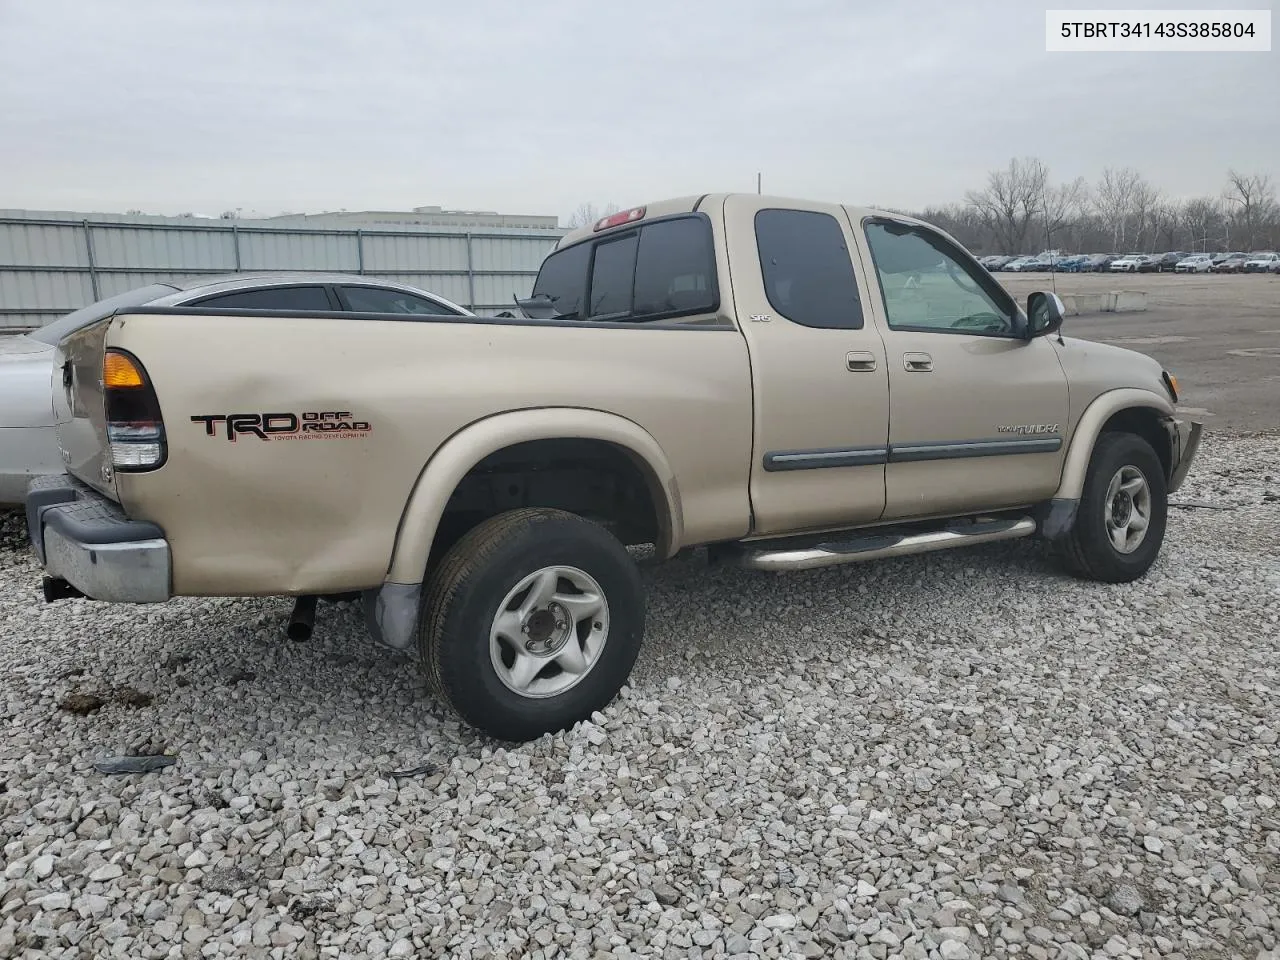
[25,474,171,603]
[1165,417,1203,494]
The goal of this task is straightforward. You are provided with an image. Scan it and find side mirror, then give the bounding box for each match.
[1026,291,1066,339]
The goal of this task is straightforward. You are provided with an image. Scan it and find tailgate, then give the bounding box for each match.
[52,318,118,501]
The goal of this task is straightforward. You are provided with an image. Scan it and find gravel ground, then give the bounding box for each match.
[1,433,1278,960]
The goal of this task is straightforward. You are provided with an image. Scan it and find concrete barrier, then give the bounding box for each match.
[1111,290,1148,313]
[1057,290,1147,316]
[1061,293,1107,316]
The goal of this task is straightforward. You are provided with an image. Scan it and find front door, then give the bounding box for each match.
[852,215,1070,520]
[721,194,890,535]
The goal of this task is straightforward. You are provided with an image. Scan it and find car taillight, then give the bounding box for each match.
[103,348,166,470]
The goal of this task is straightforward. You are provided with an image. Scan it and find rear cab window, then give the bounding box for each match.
[529,214,719,324]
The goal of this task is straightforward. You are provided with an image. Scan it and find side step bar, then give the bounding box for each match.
[738,516,1038,572]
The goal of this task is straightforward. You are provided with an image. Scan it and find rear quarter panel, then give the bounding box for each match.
[106,311,754,595]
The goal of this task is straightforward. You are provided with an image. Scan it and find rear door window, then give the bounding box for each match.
[189,286,335,311]
[754,209,863,329]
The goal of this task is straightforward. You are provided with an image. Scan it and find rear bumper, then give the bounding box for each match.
[26,473,171,603]
[1164,417,1203,495]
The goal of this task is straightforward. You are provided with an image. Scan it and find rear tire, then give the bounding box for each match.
[1058,432,1168,583]
[418,507,644,742]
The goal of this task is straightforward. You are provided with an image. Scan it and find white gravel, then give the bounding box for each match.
[1,432,1278,960]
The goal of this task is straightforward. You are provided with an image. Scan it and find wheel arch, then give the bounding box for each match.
[384,408,684,586]
[1054,389,1175,502]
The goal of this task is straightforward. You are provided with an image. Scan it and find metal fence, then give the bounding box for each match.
[0,212,567,331]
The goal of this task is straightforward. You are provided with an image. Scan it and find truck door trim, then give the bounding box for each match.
[763,435,1061,471]
[888,436,1063,462]
[762,445,889,471]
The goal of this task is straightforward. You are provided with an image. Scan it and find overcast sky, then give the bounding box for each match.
[1,0,1275,222]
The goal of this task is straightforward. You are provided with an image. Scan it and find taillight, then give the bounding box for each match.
[103,348,166,470]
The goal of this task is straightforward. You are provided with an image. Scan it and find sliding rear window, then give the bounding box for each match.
[530,214,718,323]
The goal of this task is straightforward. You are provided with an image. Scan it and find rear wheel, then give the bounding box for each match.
[418,507,644,742]
[1058,432,1168,583]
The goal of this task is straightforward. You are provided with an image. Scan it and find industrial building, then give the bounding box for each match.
[0,206,568,332]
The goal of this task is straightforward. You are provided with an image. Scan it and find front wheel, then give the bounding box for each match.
[1057,432,1168,583]
[418,507,645,742]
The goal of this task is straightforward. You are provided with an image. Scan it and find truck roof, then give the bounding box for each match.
[553,193,914,250]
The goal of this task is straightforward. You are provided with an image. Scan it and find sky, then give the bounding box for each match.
[1,0,1275,223]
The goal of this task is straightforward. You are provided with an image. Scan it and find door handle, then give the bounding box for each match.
[903,352,933,372]
[846,351,877,372]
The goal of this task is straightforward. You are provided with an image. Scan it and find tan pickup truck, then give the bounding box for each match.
[26,193,1202,741]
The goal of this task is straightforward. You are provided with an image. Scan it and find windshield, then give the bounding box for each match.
[29,283,177,345]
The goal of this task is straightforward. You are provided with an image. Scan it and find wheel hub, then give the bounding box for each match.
[489,564,611,700]
[522,602,571,656]
[1111,491,1133,526]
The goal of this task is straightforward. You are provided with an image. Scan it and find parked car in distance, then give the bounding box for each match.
[1084,254,1117,272]
[1109,254,1147,273]
[0,273,472,505]
[980,255,1016,271]
[1213,253,1251,273]
[24,192,1202,742]
[1174,254,1214,273]
[1018,255,1057,272]
[1150,252,1187,272]
[1242,252,1279,273]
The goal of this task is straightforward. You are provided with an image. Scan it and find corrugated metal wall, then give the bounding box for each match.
[0,211,567,331]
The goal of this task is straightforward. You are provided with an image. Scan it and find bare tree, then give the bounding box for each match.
[1130,181,1162,250]
[1223,170,1278,249]
[1043,177,1088,243]
[1093,167,1142,251]
[1150,200,1183,250]
[964,157,1056,254]
[879,165,1274,256]
[1180,197,1223,251]
[566,202,619,229]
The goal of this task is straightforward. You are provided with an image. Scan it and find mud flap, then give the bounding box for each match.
[363,583,421,654]
[1032,498,1078,540]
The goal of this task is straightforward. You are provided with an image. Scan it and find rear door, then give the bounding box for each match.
[852,214,1070,520]
[721,195,890,536]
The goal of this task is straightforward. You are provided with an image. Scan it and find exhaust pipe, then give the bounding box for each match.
[42,577,85,602]
[286,595,318,641]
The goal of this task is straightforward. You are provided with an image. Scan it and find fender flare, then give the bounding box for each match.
[385,407,684,585]
[1053,388,1175,502]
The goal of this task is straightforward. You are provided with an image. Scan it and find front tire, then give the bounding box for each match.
[1058,432,1168,583]
[418,508,645,742]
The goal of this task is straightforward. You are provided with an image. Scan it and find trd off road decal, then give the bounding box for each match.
[191,411,372,442]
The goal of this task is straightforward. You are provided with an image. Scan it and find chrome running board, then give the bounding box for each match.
[738,516,1038,572]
